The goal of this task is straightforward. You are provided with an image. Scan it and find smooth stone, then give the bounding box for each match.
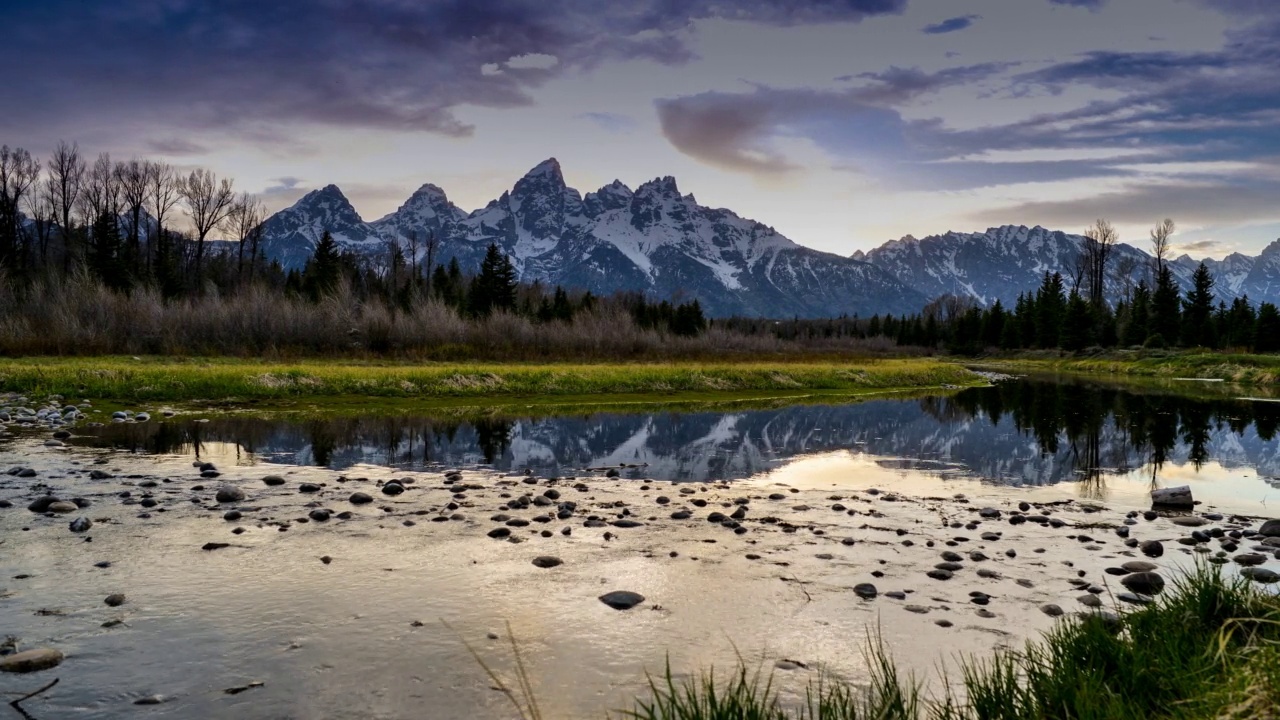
[1234,553,1267,567]
[1172,516,1209,527]
[1242,567,1280,583]
[1151,485,1193,508]
[349,492,373,504]
[1140,540,1164,558]
[1117,592,1154,606]
[215,486,245,503]
[487,528,511,539]
[0,648,64,673]
[381,482,405,496]
[69,517,92,532]
[853,583,877,599]
[47,501,77,513]
[1121,560,1158,573]
[599,590,645,610]
[299,483,321,493]
[262,475,286,486]
[308,509,331,522]
[1077,594,1103,608]
[1040,604,1064,617]
[1259,519,1280,537]
[1120,572,1165,595]
[104,593,126,607]
[531,556,563,569]
[978,507,1001,518]
[926,569,954,581]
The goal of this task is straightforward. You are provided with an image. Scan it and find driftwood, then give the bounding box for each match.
[8,677,59,720]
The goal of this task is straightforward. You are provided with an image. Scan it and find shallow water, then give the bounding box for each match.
[0,376,1277,719]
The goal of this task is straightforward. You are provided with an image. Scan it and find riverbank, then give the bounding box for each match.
[980,351,1280,386]
[0,357,980,405]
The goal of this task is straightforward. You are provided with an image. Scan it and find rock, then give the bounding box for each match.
[599,590,645,610]
[1040,604,1064,617]
[853,583,877,599]
[1120,572,1166,595]
[215,486,245,503]
[201,542,230,551]
[926,569,954,581]
[1077,594,1102,608]
[27,496,59,513]
[1117,592,1154,605]
[47,501,77,513]
[134,695,167,705]
[223,510,242,521]
[89,470,111,480]
[1233,553,1267,567]
[381,482,405,496]
[487,528,511,539]
[905,604,930,614]
[1151,485,1193,508]
[69,517,92,532]
[1121,560,1158,573]
[611,519,644,528]
[299,483,322,493]
[308,509,331,522]
[935,619,954,628]
[262,475,286,486]
[531,556,563,568]
[940,551,963,562]
[1172,516,1208,527]
[104,593,126,607]
[1140,540,1164,558]
[349,492,373,504]
[978,507,1001,519]
[1242,567,1280,584]
[0,648,64,673]
[1259,519,1280,537]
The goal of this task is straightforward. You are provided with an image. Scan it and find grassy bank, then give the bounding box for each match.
[980,350,1280,386]
[613,565,1280,720]
[0,356,979,405]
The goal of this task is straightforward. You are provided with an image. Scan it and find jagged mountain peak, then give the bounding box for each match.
[635,175,681,198]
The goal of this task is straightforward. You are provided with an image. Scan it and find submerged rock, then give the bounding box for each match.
[599,590,645,610]
[0,648,64,673]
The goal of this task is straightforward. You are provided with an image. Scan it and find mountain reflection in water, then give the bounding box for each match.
[70,379,1280,490]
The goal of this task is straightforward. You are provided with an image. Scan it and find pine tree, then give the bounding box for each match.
[1123,280,1151,347]
[1035,272,1066,348]
[981,300,1005,347]
[1180,262,1215,348]
[1150,265,1181,346]
[1256,303,1280,353]
[1061,291,1093,351]
[1223,296,1257,349]
[469,243,518,316]
[303,230,342,299]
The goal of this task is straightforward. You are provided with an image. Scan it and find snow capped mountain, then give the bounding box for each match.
[258,184,383,269]
[256,166,1280,317]
[857,224,1280,308]
[257,159,926,317]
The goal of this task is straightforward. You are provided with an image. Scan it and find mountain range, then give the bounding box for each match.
[257,159,1280,317]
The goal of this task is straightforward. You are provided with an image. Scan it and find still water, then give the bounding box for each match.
[74,376,1280,513]
[1,376,1277,719]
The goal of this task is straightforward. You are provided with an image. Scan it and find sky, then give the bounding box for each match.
[4,0,1280,258]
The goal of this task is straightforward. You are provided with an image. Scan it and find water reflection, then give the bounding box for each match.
[70,379,1280,491]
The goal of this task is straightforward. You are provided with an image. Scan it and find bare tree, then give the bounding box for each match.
[0,145,41,268]
[1114,254,1141,303]
[1083,218,1117,307]
[423,229,438,297]
[176,168,234,274]
[226,192,265,278]
[146,161,179,270]
[1150,218,1175,275]
[78,153,119,227]
[24,183,56,264]
[47,140,86,270]
[405,230,420,291]
[115,158,149,271]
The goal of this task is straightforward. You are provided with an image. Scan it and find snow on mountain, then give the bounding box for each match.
[857,224,1280,308]
[257,159,926,317]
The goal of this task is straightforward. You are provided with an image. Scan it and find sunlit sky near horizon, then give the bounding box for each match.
[4,0,1280,258]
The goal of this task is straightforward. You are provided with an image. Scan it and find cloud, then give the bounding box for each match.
[966,180,1280,229]
[578,112,639,133]
[263,176,304,195]
[922,15,981,34]
[1178,238,1225,253]
[0,0,906,146]
[1048,0,1107,8]
[145,138,210,156]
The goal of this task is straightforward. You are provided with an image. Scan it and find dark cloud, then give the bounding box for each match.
[848,63,1013,104]
[1048,0,1107,9]
[922,15,981,34]
[1179,239,1225,253]
[145,138,210,156]
[0,0,905,148]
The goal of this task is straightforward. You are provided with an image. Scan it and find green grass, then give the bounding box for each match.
[0,356,980,405]
[983,350,1280,386]
[615,565,1280,720]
